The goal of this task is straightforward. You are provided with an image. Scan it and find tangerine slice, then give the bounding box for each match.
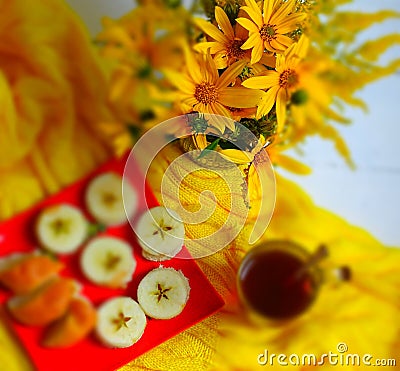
[7,277,77,326]
[42,296,96,348]
[0,253,63,294]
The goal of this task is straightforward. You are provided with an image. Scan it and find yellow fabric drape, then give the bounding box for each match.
[0,0,112,221]
[0,0,113,365]
[0,1,113,366]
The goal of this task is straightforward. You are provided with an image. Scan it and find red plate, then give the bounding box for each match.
[0,154,224,371]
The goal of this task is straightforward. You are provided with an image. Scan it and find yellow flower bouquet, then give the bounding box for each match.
[97,0,399,173]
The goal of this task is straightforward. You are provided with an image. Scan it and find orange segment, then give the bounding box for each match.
[0,253,63,294]
[42,297,97,348]
[7,278,77,326]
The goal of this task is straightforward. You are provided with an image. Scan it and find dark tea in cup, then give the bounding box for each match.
[237,240,322,320]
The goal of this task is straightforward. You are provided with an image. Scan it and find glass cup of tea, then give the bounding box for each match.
[237,240,325,320]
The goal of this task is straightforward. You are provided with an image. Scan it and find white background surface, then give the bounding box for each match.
[65,0,400,246]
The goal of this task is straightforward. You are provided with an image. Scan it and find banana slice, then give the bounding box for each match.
[80,236,136,288]
[140,247,171,262]
[135,207,185,261]
[137,267,190,319]
[36,204,88,254]
[96,296,146,348]
[85,172,137,227]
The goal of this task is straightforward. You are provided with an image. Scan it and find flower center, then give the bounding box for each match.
[259,24,277,41]
[194,82,218,105]
[279,69,299,89]
[227,39,246,59]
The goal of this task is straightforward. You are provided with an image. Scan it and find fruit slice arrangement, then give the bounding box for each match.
[0,171,192,350]
[0,155,224,371]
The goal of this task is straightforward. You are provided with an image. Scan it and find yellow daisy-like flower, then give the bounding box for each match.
[164,47,264,132]
[237,0,306,64]
[194,6,251,69]
[195,7,276,69]
[242,35,309,130]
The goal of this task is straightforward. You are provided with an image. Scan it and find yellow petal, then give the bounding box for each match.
[251,35,264,65]
[219,149,254,164]
[194,41,225,54]
[263,0,278,23]
[109,68,132,101]
[210,102,232,118]
[285,34,309,63]
[194,102,207,114]
[182,96,198,108]
[204,51,219,83]
[242,73,279,89]
[240,31,259,50]
[182,44,203,84]
[268,38,287,52]
[272,153,312,174]
[269,0,296,24]
[236,17,259,33]
[209,104,235,130]
[192,134,208,149]
[275,53,286,71]
[96,25,134,49]
[215,6,234,40]
[256,86,280,119]
[164,69,195,94]
[240,6,263,27]
[216,60,246,89]
[278,13,307,33]
[276,88,288,129]
[276,34,294,48]
[194,18,228,44]
[291,104,306,128]
[214,51,228,69]
[219,87,263,108]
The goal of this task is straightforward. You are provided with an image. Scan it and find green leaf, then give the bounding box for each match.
[87,223,107,237]
[198,138,220,159]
